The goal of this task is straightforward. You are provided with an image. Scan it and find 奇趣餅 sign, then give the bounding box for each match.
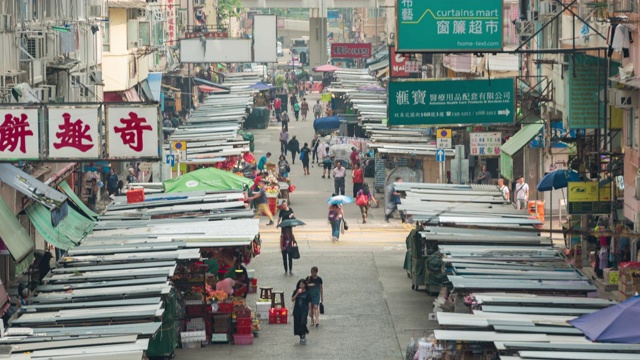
[330,43,372,59]
[388,78,515,126]
[470,132,502,157]
[397,0,503,52]
[567,181,612,215]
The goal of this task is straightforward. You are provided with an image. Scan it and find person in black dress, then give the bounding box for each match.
[292,279,310,344]
[278,201,296,275]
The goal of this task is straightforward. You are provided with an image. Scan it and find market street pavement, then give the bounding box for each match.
[174,93,437,359]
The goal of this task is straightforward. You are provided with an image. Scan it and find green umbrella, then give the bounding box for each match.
[163,168,253,193]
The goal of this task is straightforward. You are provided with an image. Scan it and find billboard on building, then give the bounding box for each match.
[331,43,372,59]
[253,15,278,63]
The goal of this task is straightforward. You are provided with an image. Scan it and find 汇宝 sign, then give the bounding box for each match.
[107,105,160,159]
[397,0,504,52]
[567,181,612,215]
[470,132,502,156]
[48,106,101,159]
[388,78,515,126]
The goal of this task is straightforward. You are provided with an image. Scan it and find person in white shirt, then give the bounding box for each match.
[514,175,529,210]
[320,145,333,179]
[498,178,510,201]
[331,161,346,195]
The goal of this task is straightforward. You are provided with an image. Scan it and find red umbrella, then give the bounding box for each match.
[313,64,341,72]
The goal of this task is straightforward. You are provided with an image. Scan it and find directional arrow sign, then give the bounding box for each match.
[498,109,511,116]
[165,154,175,167]
[436,149,446,163]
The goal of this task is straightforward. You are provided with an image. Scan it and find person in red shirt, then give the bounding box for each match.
[274,97,282,121]
[349,147,359,168]
[352,162,364,198]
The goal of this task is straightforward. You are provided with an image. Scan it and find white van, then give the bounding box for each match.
[277,41,283,57]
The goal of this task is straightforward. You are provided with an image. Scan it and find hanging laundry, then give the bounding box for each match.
[59,27,75,54]
[610,24,633,58]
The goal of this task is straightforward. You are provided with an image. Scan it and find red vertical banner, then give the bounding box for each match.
[390,46,410,78]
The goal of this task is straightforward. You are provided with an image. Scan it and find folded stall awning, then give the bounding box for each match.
[500,120,544,181]
[26,202,95,250]
[58,181,98,219]
[0,196,35,274]
[0,164,67,210]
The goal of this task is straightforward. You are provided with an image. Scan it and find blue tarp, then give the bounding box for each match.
[148,72,162,102]
[313,116,340,131]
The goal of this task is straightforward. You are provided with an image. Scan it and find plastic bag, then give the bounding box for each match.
[406,337,417,360]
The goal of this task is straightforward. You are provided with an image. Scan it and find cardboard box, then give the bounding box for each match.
[609,270,619,285]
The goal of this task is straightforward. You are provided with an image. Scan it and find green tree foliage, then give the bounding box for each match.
[217,0,243,23]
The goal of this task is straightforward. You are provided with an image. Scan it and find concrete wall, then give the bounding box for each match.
[309,17,328,69]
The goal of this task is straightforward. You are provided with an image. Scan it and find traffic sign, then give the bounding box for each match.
[436,128,452,149]
[436,149,446,163]
[165,154,175,167]
[172,141,187,151]
[436,129,451,138]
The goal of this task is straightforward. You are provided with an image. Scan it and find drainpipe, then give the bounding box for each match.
[44,163,77,187]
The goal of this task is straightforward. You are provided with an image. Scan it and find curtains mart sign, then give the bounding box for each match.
[0,104,160,161]
[470,132,501,156]
[397,0,504,52]
[330,43,372,59]
[388,78,515,126]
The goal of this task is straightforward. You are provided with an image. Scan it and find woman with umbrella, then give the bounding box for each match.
[328,195,350,242]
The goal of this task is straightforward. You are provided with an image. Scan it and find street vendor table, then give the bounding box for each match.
[278,181,290,204]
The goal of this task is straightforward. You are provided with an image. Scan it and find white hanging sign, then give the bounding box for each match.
[0,108,40,160]
[106,105,160,158]
[48,106,100,159]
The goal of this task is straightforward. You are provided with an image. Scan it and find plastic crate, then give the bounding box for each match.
[268,314,288,324]
[269,307,288,316]
[233,333,254,345]
[182,341,201,349]
[235,325,252,335]
[236,318,252,327]
[186,317,207,331]
[218,302,234,313]
[210,333,229,343]
[126,188,145,203]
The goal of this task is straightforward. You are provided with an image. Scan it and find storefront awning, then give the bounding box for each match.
[500,120,545,156]
[609,75,640,90]
[369,60,388,72]
[26,202,94,251]
[123,87,142,102]
[500,120,544,181]
[140,80,155,102]
[0,164,67,210]
[0,196,35,271]
[57,181,98,220]
[193,77,230,90]
[148,72,163,102]
[198,85,228,93]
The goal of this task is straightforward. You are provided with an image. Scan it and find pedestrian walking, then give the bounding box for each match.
[498,178,510,201]
[313,100,323,119]
[328,203,344,242]
[292,279,310,344]
[300,143,311,175]
[306,267,323,327]
[311,134,320,164]
[320,145,333,178]
[385,177,406,223]
[278,201,296,275]
[300,98,309,121]
[125,168,137,185]
[278,155,290,178]
[331,161,346,196]
[349,147,360,169]
[274,96,282,121]
[476,164,491,184]
[106,168,119,196]
[290,94,297,110]
[356,183,377,224]
[280,127,289,155]
[293,101,300,121]
[258,152,271,171]
[514,175,529,210]
[352,163,364,198]
[288,135,300,164]
[298,80,306,98]
[247,180,275,225]
[281,112,290,131]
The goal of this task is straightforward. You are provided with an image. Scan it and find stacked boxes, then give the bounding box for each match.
[180,331,206,349]
[618,262,640,300]
[256,300,271,321]
[268,307,288,324]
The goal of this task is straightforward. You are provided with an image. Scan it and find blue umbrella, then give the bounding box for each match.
[536,169,581,192]
[246,82,274,91]
[327,195,353,205]
[568,295,640,343]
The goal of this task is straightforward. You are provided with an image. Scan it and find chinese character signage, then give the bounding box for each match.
[330,43,372,59]
[470,132,501,156]
[397,0,504,52]
[390,46,410,78]
[184,32,229,39]
[107,105,159,158]
[388,78,515,126]
[167,0,176,46]
[567,53,607,129]
[0,109,39,160]
[48,107,100,159]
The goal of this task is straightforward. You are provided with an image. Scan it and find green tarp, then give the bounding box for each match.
[163,168,253,193]
[58,181,98,219]
[146,289,177,357]
[0,196,35,264]
[26,202,94,251]
[500,120,544,181]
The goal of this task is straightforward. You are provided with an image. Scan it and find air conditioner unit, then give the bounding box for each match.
[33,86,56,102]
[609,88,637,108]
[635,176,640,199]
[609,0,638,12]
[89,5,103,17]
[89,70,103,85]
[539,0,560,16]
[516,21,536,37]
[128,20,139,48]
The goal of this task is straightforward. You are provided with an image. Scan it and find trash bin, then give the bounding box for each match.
[528,200,545,224]
[242,132,255,152]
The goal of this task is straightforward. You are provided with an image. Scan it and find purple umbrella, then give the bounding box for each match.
[358,84,386,92]
[568,295,640,343]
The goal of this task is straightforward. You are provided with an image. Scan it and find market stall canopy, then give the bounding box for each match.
[0,164,67,210]
[162,168,253,193]
[314,64,341,72]
[198,84,228,94]
[568,295,640,343]
[500,120,544,181]
[246,82,275,91]
[313,116,341,131]
[536,169,581,192]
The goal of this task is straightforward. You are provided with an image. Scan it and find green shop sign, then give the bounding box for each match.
[388,78,515,126]
[396,0,504,52]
